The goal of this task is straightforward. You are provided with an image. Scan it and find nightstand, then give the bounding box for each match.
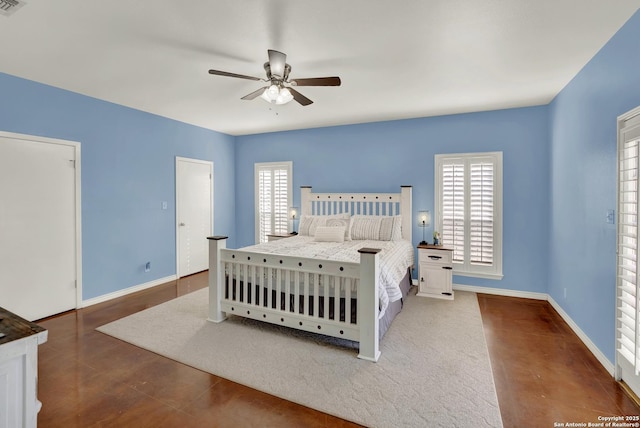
[417,244,454,300]
[267,233,296,242]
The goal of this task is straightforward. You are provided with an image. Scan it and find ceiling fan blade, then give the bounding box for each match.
[268,49,287,79]
[208,69,262,81]
[289,88,313,106]
[241,87,268,100]
[290,77,341,87]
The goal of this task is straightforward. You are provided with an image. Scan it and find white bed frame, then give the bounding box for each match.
[207,186,412,362]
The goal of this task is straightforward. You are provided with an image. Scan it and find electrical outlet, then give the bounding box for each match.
[145,262,151,272]
[161,201,167,210]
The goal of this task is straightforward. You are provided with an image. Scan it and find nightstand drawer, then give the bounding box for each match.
[419,248,452,265]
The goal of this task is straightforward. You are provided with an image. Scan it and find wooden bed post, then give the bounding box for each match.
[357,248,381,362]
[300,186,312,216]
[207,236,228,323]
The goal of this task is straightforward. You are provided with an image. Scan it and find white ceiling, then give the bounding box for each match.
[1,1,639,136]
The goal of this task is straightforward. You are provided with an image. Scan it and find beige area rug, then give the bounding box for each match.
[97,288,502,428]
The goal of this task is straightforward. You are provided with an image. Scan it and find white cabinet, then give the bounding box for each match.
[417,245,454,300]
[0,308,48,428]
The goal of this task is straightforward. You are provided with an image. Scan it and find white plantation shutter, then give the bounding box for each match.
[435,152,502,279]
[258,168,272,242]
[255,162,292,243]
[618,134,638,366]
[273,168,289,235]
[470,162,494,266]
[617,111,640,378]
[442,162,465,263]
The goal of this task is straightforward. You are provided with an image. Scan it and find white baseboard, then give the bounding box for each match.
[453,283,548,300]
[547,295,615,376]
[449,282,615,376]
[81,275,177,308]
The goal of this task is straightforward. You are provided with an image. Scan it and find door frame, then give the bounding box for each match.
[175,156,213,277]
[0,131,83,309]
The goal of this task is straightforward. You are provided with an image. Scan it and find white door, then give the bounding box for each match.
[176,157,213,277]
[0,133,79,321]
[616,106,640,396]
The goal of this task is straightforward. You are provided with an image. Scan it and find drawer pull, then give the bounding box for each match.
[428,256,442,260]
[442,266,453,270]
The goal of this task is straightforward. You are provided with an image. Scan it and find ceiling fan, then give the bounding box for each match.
[208,49,341,106]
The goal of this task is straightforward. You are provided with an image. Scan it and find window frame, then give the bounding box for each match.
[254,161,293,244]
[434,151,503,280]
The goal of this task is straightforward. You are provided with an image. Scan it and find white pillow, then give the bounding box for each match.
[298,213,350,236]
[392,215,403,240]
[298,215,321,236]
[314,226,346,243]
[382,215,403,240]
[326,218,352,240]
[350,216,382,240]
[350,215,403,241]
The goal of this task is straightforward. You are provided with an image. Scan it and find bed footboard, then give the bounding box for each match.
[207,236,381,362]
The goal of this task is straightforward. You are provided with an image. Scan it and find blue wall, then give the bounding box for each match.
[548,9,640,363]
[0,73,236,300]
[235,106,550,293]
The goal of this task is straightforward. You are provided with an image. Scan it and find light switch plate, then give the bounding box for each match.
[606,209,615,224]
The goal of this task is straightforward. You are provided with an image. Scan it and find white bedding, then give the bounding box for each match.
[240,235,415,318]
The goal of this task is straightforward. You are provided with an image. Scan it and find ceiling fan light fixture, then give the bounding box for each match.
[260,84,293,105]
[276,87,293,105]
[260,89,275,103]
[266,84,280,101]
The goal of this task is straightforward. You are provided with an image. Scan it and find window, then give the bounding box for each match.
[255,162,292,243]
[435,152,503,279]
[616,107,640,395]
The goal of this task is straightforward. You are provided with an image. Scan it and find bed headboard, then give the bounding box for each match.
[300,186,413,242]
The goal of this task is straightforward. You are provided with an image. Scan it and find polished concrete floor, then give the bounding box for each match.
[479,294,640,426]
[35,272,639,427]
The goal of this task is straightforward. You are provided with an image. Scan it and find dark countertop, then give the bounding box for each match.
[0,306,48,345]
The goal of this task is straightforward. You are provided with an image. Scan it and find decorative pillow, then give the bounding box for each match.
[379,217,395,241]
[326,218,352,241]
[390,215,403,240]
[314,226,346,243]
[393,215,403,240]
[298,215,321,236]
[350,215,403,241]
[350,215,382,240]
[298,213,350,236]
